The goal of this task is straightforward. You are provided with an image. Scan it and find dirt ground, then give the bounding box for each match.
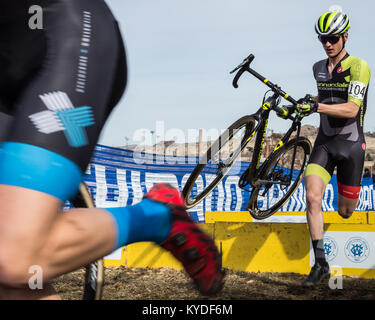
[53,266,375,300]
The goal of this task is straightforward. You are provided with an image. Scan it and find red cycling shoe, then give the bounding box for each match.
[144,183,225,295]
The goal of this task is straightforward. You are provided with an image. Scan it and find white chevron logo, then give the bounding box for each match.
[29,91,95,147]
[29,91,74,133]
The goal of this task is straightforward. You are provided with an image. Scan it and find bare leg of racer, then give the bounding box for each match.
[0,185,116,291]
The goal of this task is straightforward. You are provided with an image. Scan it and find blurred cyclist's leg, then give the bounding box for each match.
[0,186,118,286]
[0,0,125,295]
[0,0,223,298]
[0,283,61,300]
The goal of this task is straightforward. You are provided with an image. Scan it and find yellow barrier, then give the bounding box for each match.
[104,211,375,279]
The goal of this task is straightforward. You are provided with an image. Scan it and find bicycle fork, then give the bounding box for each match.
[256,121,302,190]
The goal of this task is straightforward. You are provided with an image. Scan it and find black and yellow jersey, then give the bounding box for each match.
[313,53,370,142]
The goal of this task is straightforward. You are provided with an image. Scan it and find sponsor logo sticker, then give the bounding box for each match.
[324,236,338,261]
[344,237,370,263]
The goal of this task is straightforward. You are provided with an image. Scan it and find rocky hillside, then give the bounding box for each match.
[122,125,375,169]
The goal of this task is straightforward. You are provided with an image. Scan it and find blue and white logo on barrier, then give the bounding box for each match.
[344,237,370,263]
[324,236,338,262]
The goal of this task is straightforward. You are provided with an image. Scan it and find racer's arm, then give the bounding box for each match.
[317,101,359,118]
[318,58,371,119]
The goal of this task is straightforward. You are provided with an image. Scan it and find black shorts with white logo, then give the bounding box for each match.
[0,0,127,172]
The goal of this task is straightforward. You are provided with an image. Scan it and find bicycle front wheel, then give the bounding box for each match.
[182,115,256,208]
[247,137,312,220]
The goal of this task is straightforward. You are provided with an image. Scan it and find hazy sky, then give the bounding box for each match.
[100,1,375,147]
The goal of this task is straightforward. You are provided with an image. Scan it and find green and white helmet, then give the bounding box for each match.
[315,11,351,35]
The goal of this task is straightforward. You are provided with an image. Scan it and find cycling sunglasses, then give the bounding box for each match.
[318,35,341,44]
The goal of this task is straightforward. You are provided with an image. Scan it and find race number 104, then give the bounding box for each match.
[348,81,367,100]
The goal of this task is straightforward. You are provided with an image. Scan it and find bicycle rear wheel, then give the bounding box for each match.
[247,137,312,220]
[70,183,105,300]
[182,115,256,208]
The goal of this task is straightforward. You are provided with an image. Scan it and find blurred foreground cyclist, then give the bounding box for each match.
[0,0,224,299]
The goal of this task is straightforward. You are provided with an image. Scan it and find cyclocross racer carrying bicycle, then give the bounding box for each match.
[0,0,224,299]
[292,10,370,286]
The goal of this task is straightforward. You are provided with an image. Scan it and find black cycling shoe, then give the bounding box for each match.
[302,262,330,287]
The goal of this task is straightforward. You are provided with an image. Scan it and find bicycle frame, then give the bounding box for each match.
[230,54,304,189]
[236,98,302,189]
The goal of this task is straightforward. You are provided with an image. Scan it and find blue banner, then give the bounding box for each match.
[80,145,374,222]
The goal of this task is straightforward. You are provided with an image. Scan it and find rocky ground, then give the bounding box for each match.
[53,266,375,300]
